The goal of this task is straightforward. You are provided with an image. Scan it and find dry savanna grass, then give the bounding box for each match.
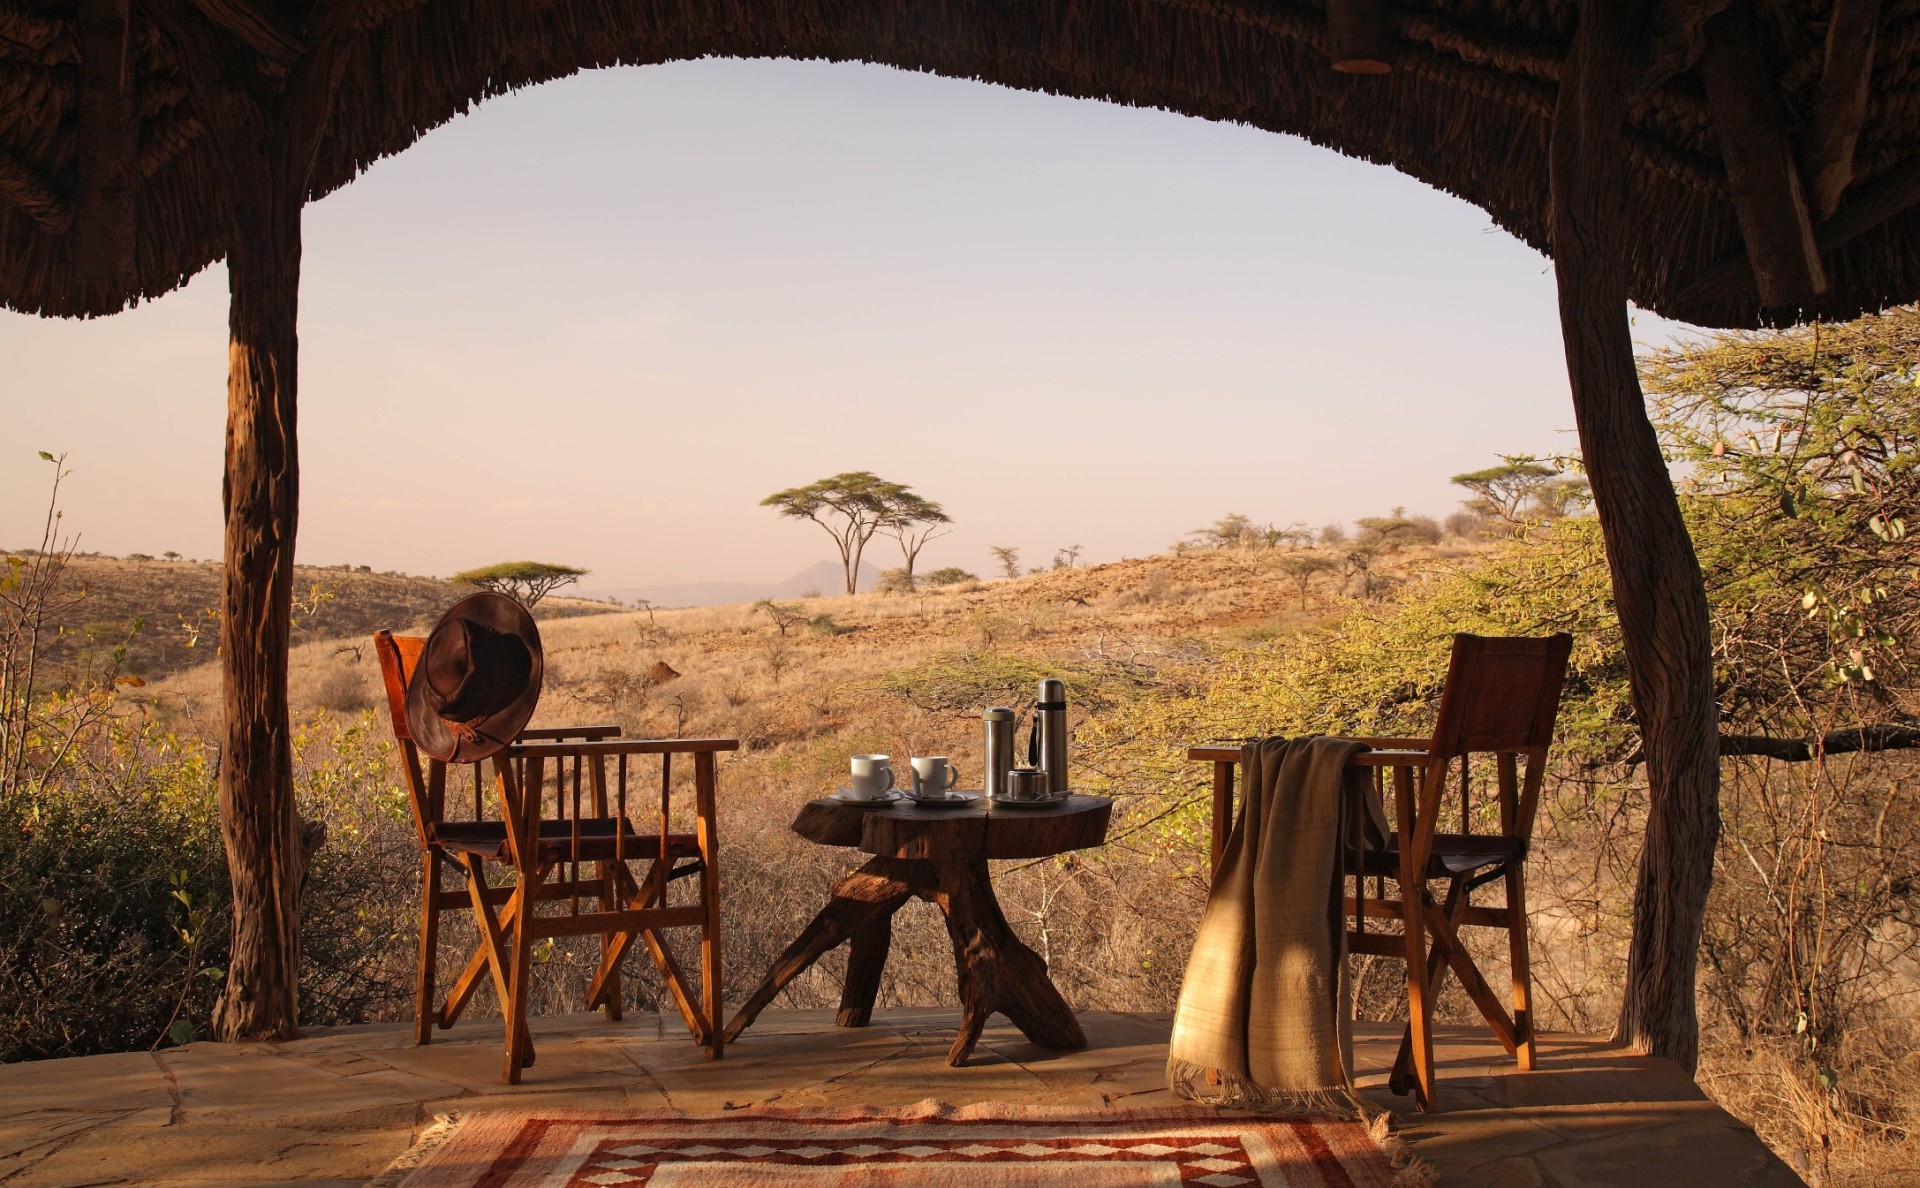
[13,553,621,688]
[65,538,1920,1180]
[142,544,1433,1018]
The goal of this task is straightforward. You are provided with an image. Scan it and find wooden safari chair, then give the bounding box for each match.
[1188,632,1572,1111]
[375,631,735,1081]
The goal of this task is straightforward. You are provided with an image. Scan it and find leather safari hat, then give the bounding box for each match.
[405,592,544,764]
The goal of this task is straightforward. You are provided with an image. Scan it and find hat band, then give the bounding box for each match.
[446,718,505,750]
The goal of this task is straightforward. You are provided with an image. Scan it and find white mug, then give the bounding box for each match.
[849,754,895,800]
[910,756,960,799]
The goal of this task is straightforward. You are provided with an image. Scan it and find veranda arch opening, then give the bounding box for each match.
[9,0,1920,1071]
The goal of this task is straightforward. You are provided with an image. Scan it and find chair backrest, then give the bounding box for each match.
[373,631,425,742]
[374,630,448,847]
[1426,633,1573,761]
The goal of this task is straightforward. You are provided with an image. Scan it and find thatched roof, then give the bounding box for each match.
[5,1,1920,326]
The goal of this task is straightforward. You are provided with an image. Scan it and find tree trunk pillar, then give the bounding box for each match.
[213,136,305,1042]
[1551,0,1721,1072]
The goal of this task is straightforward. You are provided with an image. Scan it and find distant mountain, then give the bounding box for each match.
[582,559,882,609]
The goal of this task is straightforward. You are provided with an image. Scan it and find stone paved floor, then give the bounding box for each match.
[0,1009,1801,1187]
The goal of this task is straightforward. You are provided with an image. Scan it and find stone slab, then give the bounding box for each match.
[0,1012,1804,1187]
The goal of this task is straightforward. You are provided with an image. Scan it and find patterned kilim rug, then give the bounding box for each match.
[377,1100,1423,1187]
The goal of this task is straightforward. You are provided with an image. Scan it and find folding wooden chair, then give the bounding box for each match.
[375,631,621,1049]
[1189,632,1572,1111]
[485,733,733,1081]
[374,632,734,1080]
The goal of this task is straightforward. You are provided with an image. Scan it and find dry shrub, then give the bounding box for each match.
[313,665,374,714]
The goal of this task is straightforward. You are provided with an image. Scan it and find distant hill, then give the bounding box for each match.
[584,559,882,608]
[12,556,618,683]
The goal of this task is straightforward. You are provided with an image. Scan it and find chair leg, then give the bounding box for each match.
[696,752,723,1060]
[1506,864,1536,1071]
[462,856,536,1078]
[1391,931,1450,1093]
[414,852,441,1045]
[1398,879,1437,1111]
[503,883,536,1084]
[700,857,723,1060]
[1392,877,1461,1096]
[596,859,623,1021]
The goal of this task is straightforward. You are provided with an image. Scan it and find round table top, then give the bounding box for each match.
[791,792,1113,862]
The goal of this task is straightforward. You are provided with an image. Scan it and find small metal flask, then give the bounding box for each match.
[1005,767,1051,802]
[982,706,1017,799]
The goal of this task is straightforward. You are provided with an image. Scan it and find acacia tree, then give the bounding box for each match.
[1192,513,1258,549]
[1451,455,1588,525]
[989,546,1021,579]
[450,561,587,609]
[754,598,809,637]
[764,472,941,596]
[881,492,953,584]
[1272,553,1337,610]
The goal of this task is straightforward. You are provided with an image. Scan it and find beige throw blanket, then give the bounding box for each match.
[1168,735,1371,1114]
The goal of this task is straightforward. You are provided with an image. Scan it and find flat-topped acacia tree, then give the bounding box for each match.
[450,561,587,610]
[762,473,948,596]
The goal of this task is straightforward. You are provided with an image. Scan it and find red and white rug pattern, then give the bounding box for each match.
[388,1101,1402,1187]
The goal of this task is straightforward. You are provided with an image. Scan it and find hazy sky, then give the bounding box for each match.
[1,58,1696,589]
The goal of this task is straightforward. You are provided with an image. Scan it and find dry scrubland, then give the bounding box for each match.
[20,554,621,685]
[32,536,1920,1186]
[148,545,1449,1038]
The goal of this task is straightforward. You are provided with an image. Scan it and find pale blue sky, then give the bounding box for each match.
[1,59,1693,587]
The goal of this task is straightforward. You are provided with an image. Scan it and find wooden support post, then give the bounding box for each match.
[1552,0,1721,1074]
[1804,0,1882,217]
[73,0,137,280]
[211,115,306,1042]
[1701,2,1828,310]
[1631,0,1733,101]
[1676,155,1920,310]
[150,0,364,1046]
[1326,0,1393,74]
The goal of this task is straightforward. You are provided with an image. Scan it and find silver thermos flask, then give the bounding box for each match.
[1030,678,1069,795]
[982,706,1017,799]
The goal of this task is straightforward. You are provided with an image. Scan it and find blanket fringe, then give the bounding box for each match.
[1166,1058,1365,1119]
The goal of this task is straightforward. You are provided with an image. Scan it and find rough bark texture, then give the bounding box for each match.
[1551,0,1721,1073]
[212,129,305,1042]
[724,854,1087,1065]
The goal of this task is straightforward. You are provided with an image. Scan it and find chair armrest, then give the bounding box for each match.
[517,725,623,742]
[1186,745,1242,762]
[504,737,739,759]
[1350,750,1437,767]
[1187,743,1435,766]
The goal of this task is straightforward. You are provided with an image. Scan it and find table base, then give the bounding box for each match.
[723,856,1087,1066]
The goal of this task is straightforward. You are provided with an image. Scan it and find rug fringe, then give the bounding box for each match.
[366,1111,463,1188]
[1167,1058,1367,1119]
[1365,1110,1439,1187]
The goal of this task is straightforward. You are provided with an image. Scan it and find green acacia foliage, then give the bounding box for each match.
[1647,311,1918,710]
[1067,311,1920,1168]
[1084,308,1920,804]
[449,561,587,609]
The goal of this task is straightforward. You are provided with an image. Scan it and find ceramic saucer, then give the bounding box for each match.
[904,791,981,809]
[832,787,903,805]
[988,792,1072,809]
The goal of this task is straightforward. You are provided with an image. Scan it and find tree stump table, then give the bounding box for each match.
[724,793,1112,1066]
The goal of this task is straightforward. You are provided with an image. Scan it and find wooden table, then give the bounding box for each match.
[723,793,1113,1066]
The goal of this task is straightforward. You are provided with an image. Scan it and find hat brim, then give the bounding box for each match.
[405,592,544,764]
